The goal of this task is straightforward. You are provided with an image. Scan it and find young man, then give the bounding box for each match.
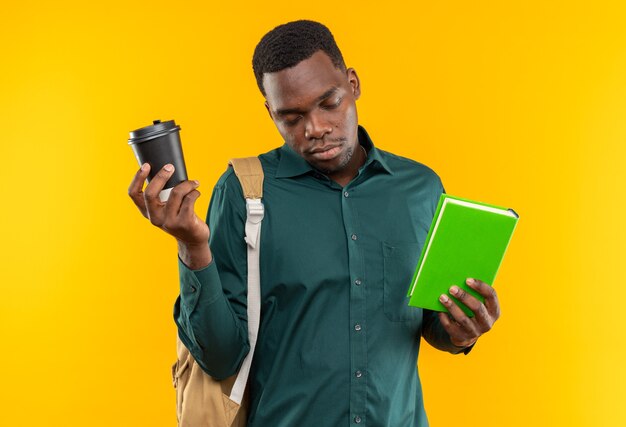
[129,20,500,426]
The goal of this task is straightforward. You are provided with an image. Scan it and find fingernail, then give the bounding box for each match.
[466,278,475,286]
[450,286,459,295]
[141,163,149,171]
[164,164,174,172]
[439,294,449,303]
[193,180,200,186]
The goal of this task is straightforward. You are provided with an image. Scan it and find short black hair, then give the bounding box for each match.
[252,20,346,97]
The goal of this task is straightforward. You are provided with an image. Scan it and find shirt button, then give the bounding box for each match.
[354,416,362,424]
[351,234,358,241]
[354,279,362,286]
[355,370,363,378]
[344,191,349,198]
[354,324,362,331]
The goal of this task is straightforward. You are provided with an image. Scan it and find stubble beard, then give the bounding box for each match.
[314,143,355,176]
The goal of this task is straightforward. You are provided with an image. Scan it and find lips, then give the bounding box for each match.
[309,145,341,161]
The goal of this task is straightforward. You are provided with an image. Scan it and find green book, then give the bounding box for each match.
[407,194,519,316]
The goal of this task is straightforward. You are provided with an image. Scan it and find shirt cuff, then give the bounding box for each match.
[451,340,476,355]
[178,255,223,312]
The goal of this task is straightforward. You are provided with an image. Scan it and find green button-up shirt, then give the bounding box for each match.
[174,125,468,426]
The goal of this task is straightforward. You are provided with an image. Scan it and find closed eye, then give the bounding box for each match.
[284,115,302,126]
[321,97,343,110]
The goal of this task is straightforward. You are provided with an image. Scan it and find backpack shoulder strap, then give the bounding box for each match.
[228,157,264,199]
[226,156,264,405]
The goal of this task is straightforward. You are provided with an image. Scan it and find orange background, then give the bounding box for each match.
[1,1,625,426]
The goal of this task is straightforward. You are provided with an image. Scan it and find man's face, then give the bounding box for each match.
[263,50,361,176]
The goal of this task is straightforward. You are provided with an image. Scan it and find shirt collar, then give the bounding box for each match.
[358,125,393,175]
[275,141,314,178]
[276,125,393,178]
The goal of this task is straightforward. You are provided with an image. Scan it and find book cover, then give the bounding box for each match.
[407,194,519,316]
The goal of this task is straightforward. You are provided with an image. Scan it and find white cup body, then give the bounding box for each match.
[159,187,173,202]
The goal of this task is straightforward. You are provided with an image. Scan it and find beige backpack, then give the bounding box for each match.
[171,157,264,427]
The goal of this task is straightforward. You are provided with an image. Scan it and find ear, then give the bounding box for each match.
[346,68,361,100]
[264,100,274,121]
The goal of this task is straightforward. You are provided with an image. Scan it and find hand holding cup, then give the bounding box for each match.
[127,120,212,269]
[128,162,209,246]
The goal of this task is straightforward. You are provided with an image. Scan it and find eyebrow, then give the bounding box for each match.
[275,86,339,116]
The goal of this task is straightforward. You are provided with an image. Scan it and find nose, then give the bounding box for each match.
[304,112,332,140]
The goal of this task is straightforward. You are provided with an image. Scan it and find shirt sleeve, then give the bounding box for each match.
[173,168,251,379]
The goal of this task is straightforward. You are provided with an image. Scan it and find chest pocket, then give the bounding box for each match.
[382,241,423,322]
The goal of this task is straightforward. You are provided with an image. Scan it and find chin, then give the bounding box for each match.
[315,147,354,174]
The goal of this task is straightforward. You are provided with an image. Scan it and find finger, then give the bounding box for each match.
[144,164,175,201]
[438,311,463,338]
[143,164,175,226]
[128,163,151,218]
[177,188,201,220]
[439,293,480,339]
[164,180,200,223]
[466,278,500,320]
[449,285,492,332]
[438,312,475,348]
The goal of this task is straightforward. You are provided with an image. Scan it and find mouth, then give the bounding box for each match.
[308,145,342,161]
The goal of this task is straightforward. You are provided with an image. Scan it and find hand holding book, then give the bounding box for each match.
[407,194,519,350]
[438,278,501,348]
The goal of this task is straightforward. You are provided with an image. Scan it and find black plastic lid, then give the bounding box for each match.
[128,119,181,144]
